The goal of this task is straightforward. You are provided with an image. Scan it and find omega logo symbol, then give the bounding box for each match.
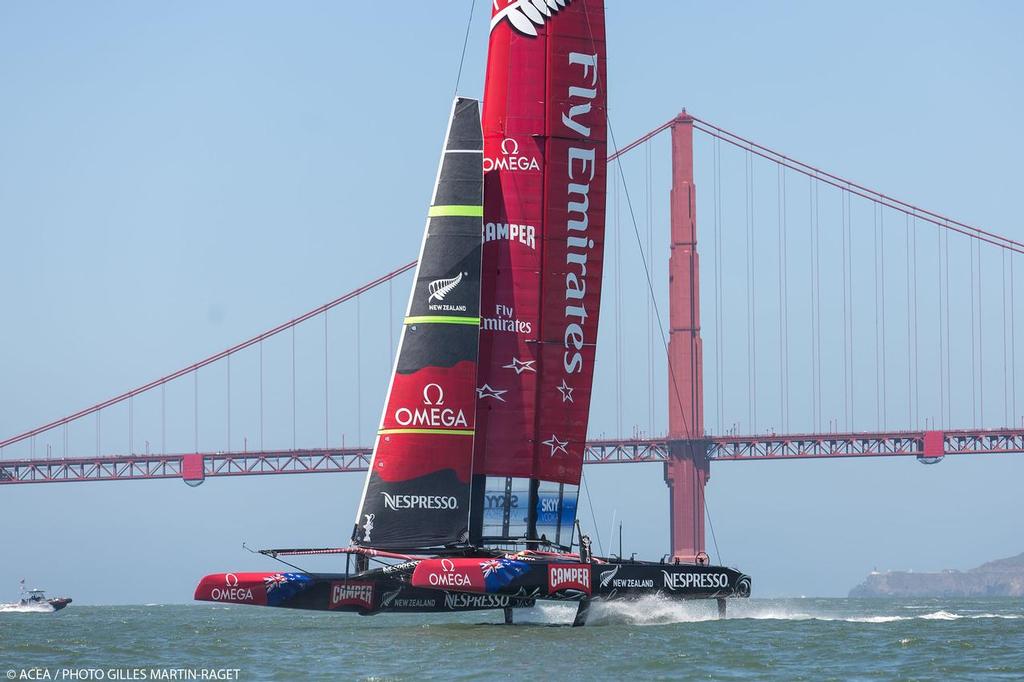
[422,383,445,406]
[225,573,239,587]
[440,558,456,572]
[500,138,519,155]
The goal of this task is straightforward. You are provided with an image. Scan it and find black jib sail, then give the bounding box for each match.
[352,98,483,550]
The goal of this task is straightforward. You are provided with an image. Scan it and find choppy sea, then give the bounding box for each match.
[2,598,1023,680]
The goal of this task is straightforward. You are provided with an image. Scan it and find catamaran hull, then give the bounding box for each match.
[194,561,750,615]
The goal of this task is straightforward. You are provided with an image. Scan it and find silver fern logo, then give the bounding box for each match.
[380,588,401,608]
[491,0,572,37]
[599,565,620,588]
[428,272,464,302]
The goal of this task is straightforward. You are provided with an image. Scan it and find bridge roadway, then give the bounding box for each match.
[3,428,1022,485]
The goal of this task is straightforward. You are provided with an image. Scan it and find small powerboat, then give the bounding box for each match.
[2,584,72,612]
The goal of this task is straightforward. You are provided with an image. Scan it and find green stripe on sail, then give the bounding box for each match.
[378,428,475,437]
[428,205,483,217]
[404,315,479,326]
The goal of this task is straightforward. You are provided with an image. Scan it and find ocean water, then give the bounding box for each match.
[2,598,1023,680]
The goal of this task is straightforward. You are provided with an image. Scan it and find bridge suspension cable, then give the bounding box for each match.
[0,261,416,453]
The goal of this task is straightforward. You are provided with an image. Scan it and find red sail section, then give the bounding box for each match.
[476,0,607,488]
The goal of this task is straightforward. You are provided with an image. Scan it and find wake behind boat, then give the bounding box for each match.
[195,0,751,625]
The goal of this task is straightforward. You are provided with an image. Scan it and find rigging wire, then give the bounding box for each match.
[704,497,722,566]
[580,471,604,555]
[452,0,477,99]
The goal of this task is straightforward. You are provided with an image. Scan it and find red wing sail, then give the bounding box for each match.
[353,98,483,550]
[473,1,607,546]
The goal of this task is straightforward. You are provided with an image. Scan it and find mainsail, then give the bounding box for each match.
[354,98,483,550]
[472,0,608,546]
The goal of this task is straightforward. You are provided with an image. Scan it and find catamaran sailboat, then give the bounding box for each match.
[195,0,750,625]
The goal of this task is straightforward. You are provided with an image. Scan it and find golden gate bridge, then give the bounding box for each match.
[3,112,1022,563]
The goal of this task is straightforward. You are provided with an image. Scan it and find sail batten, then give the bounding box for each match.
[353,98,484,550]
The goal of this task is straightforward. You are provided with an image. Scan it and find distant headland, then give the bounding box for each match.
[850,552,1024,597]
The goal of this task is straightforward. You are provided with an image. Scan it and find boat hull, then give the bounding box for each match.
[194,559,750,614]
[48,598,72,611]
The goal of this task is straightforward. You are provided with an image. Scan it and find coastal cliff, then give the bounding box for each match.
[850,552,1024,597]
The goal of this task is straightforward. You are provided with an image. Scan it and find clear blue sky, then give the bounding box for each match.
[2,1,1023,602]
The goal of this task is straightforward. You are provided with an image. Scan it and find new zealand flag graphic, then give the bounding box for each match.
[263,573,313,607]
[479,558,530,592]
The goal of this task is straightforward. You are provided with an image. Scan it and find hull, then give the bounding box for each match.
[194,558,750,615]
[48,598,72,611]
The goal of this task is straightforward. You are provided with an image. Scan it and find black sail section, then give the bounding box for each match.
[352,98,483,550]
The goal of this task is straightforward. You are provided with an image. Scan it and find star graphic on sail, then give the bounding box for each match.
[503,357,536,375]
[542,434,568,457]
[476,384,507,401]
[556,379,574,403]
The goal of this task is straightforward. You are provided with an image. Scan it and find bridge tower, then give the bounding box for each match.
[664,111,708,562]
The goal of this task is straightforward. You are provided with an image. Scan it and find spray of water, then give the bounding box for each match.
[505,596,1022,627]
[0,602,55,614]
